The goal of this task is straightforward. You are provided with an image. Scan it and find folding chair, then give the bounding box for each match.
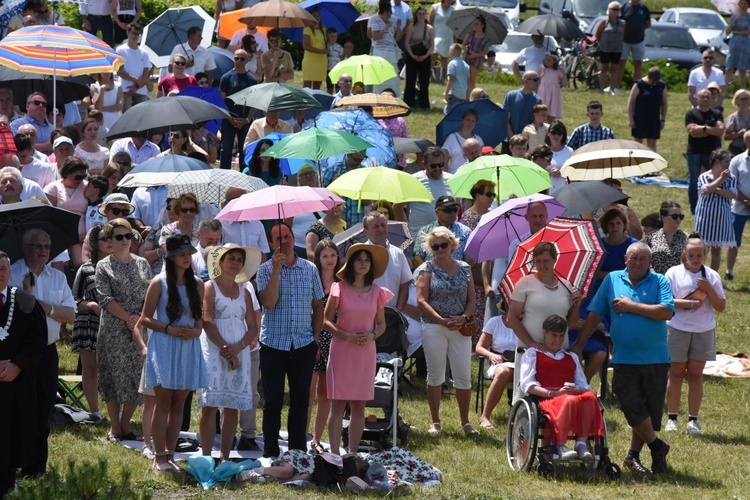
[58,375,88,411]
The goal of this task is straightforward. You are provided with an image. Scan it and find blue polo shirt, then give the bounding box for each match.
[587,269,674,365]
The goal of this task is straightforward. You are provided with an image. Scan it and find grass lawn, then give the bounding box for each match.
[29,62,750,498]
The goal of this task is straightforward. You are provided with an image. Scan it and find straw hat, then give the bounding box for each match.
[98,193,135,217]
[336,243,389,280]
[206,244,262,283]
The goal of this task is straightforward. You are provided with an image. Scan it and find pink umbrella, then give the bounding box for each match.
[216,185,344,222]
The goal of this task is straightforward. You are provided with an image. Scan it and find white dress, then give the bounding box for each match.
[196,281,253,410]
[91,81,121,132]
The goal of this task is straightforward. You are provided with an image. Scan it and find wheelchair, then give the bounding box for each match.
[505,347,622,480]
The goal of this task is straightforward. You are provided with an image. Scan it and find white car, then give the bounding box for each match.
[658,7,728,51]
[489,32,559,73]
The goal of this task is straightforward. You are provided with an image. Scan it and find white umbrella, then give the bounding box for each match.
[560,139,668,181]
[167,169,268,204]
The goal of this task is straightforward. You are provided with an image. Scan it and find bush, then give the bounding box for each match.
[620,58,690,93]
[477,69,518,86]
[8,458,152,500]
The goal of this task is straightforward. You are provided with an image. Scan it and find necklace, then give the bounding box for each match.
[0,287,17,342]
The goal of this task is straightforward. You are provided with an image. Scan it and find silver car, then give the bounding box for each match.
[489,32,559,73]
[658,7,728,53]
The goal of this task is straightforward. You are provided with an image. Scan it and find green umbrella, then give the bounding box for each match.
[327,166,434,205]
[227,82,322,112]
[328,54,398,85]
[447,155,553,200]
[262,127,372,161]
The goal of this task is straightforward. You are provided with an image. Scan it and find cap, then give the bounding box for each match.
[434,195,459,209]
[481,146,496,155]
[706,81,721,92]
[53,136,73,149]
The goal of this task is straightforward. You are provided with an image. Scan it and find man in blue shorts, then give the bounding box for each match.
[573,242,674,475]
[619,0,651,82]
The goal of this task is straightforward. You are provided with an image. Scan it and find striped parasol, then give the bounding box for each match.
[0,26,123,119]
[500,217,605,304]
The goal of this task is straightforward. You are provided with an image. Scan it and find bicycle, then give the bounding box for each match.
[563,37,601,90]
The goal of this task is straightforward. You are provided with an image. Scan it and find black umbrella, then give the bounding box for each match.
[551,181,630,217]
[447,8,508,45]
[393,137,435,155]
[0,200,80,263]
[516,14,585,41]
[332,221,412,259]
[0,67,93,108]
[106,96,232,140]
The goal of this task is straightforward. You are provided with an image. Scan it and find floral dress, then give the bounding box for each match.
[362,447,444,484]
[644,229,688,275]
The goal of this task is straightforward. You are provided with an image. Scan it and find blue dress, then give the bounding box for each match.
[146,273,208,390]
[728,14,750,71]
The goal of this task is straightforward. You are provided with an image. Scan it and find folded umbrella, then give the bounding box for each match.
[436,99,509,148]
[228,82,322,112]
[333,220,412,258]
[167,169,268,204]
[447,7,508,45]
[447,155,552,200]
[0,200,80,263]
[118,155,212,188]
[551,181,631,217]
[140,6,216,68]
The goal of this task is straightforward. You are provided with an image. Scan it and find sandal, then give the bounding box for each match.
[309,441,327,455]
[428,422,441,435]
[120,431,142,442]
[479,419,495,430]
[153,453,174,474]
[462,423,479,436]
[106,432,121,443]
[167,453,184,473]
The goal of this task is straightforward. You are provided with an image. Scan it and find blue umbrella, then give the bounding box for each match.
[0,0,26,35]
[436,99,509,149]
[244,133,313,175]
[308,108,396,168]
[283,0,361,42]
[208,45,235,84]
[178,86,228,135]
[118,155,212,188]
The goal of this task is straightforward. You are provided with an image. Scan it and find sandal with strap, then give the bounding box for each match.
[463,423,480,436]
[309,441,327,455]
[106,432,121,443]
[428,422,441,435]
[167,453,184,473]
[153,453,174,474]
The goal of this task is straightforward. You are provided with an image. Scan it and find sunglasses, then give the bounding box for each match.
[430,242,450,251]
[166,205,173,211]
[170,132,185,139]
[526,77,540,82]
[31,100,47,108]
[38,9,49,14]
[173,60,187,66]
[439,206,458,214]
[108,207,130,216]
[113,233,133,241]
[666,213,685,220]
[703,56,715,60]
[180,207,197,214]
[73,174,87,181]
[548,130,563,136]
[235,56,246,61]
[482,191,496,198]
[427,162,445,169]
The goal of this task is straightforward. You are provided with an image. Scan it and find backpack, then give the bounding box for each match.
[312,453,359,487]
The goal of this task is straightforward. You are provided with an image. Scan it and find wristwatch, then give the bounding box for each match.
[48,305,55,317]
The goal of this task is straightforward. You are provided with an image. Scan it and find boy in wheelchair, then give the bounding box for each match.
[518,315,604,461]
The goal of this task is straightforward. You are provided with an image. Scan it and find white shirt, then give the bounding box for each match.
[514,46,547,74]
[370,240,411,308]
[116,43,153,95]
[131,185,168,228]
[9,178,47,202]
[688,67,725,99]
[665,264,724,332]
[729,151,750,216]
[519,348,590,396]
[220,219,270,253]
[9,260,76,345]
[20,158,56,188]
[550,146,573,193]
[192,243,208,277]
[442,132,484,174]
[391,1,413,31]
[230,29,268,53]
[482,316,517,354]
[169,44,217,75]
[407,170,453,236]
[109,138,160,165]
[80,0,111,16]
[32,149,48,163]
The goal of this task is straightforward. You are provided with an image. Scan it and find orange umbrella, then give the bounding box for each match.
[218,8,272,40]
[239,0,317,29]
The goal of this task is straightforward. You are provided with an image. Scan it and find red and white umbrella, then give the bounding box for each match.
[500,218,605,304]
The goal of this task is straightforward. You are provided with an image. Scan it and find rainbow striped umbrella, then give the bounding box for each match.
[0,26,124,116]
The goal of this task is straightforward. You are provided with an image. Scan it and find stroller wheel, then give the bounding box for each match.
[536,462,555,478]
[605,462,622,480]
[399,423,409,446]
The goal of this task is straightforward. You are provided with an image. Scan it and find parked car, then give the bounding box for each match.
[489,32,559,73]
[539,0,610,32]
[455,0,525,29]
[658,7,728,52]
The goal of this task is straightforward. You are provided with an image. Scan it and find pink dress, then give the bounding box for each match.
[538,66,563,118]
[326,281,394,401]
[43,180,89,236]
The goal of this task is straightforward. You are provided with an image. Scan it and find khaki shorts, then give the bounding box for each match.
[667,326,716,362]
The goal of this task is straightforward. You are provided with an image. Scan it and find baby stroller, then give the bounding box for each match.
[506,347,621,479]
[343,306,410,451]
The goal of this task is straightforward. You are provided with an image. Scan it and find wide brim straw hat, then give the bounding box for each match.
[336,243,389,280]
[98,193,135,216]
[206,244,262,283]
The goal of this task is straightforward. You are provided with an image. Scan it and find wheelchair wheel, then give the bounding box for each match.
[605,462,622,480]
[506,398,538,472]
[536,461,555,478]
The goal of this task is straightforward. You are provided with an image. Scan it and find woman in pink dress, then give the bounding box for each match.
[325,243,393,455]
[538,52,567,121]
[43,156,89,266]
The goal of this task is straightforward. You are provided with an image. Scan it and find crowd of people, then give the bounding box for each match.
[0,0,745,493]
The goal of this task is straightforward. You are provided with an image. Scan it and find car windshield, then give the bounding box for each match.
[679,13,725,30]
[575,0,608,18]
[494,34,556,53]
[462,0,518,9]
[645,27,697,49]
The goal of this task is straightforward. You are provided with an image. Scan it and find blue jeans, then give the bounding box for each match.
[686,153,711,214]
[87,14,114,47]
[219,119,250,170]
[444,95,465,116]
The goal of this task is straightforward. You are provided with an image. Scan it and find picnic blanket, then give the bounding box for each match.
[627,175,688,189]
[703,352,750,378]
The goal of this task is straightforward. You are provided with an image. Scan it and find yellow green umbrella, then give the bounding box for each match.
[326,166,434,205]
[328,54,398,85]
[447,155,552,200]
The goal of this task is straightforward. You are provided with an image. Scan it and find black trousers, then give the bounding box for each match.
[22,343,58,478]
[259,341,316,457]
[404,55,431,109]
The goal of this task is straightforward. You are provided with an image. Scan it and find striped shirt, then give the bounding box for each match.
[567,123,615,151]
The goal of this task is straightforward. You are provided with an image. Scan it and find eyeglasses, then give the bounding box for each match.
[180,207,197,214]
[526,77,540,82]
[703,56,715,60]
[235,56,246,61]
[170,132,185,139]
[113,233,134,241]
[108,207,130,216]
[430,242,450,251]
[25,243,50,250]
[73,174,87,181]
[439,206,458,214]
[31,100,47,108]
[173,60,187,66]
[427,162,445,169]
[482,191,496,198]
[666,213,685,220]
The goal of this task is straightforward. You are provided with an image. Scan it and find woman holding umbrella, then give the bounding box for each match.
[404,7,434,109]
[462,15,490,99]
[243,138,284,186]
[302,8,328,90]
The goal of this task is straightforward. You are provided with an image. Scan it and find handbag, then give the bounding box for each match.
[459,315,477,337]
[410,24,429,56]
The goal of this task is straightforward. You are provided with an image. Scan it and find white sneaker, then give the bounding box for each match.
[665,419,678,432]
[602,86,611,93]
[236,471,267,483]
[558,444,577,460]
[610,88,619,95]
[575,442,594,462]
[687,420,702,435]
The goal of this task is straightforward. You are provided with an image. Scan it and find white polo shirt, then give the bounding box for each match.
[370,240,411,308]
[169,44,217,76]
